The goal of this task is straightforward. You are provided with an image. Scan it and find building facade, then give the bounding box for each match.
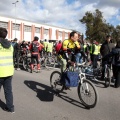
[0,16,72,42]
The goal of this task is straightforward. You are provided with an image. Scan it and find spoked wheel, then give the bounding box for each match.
[25,57,32,72]
[50,71,64,93]
[78,79,98,108]
[45,57,55,68]
[23,57,28,70]
[104,68,111,88]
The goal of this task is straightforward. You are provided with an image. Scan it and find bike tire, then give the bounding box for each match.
[45,57,55,68]
[50,71,64,93]
[104,68,111,88]
[77,79,98,108]
[22,56,28,70]
[26,57,32,72]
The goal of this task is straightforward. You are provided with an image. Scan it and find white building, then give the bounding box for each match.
[0,15,72,42]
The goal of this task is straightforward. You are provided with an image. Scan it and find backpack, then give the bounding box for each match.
[115,50,120,65]
[32,42,39,52]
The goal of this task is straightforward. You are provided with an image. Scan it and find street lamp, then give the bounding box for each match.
[12,0,19,38]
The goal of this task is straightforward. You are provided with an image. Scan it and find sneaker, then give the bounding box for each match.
[30,69,33,73]
[16,68,20,71]
[3,107,15,114]
[36,69,40,73]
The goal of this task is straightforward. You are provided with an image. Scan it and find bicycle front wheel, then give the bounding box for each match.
[78,79,98,108]
[50,71,64,93]
[104,67,111,88]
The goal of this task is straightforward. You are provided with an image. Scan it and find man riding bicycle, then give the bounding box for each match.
[57,31,89,89]
[58,31,80,72]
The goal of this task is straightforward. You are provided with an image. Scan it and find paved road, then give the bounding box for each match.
[0,68,120,120]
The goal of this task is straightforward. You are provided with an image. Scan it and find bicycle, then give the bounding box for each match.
[103,61,111,88]
[50,62,98,108]
[82,61,111,88]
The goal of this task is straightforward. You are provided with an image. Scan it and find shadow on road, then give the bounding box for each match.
[56,93,87,109]
[24,80,54,102]
[0,99,6,109]
[24,80,87,109]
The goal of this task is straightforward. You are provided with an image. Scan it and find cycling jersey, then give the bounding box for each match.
[59,39,80,61]
[62,39,80,51]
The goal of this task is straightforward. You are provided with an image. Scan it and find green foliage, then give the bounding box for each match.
[80,9,120,43]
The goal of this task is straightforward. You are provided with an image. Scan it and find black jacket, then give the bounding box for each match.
[100,41,115,57]
[103,47,120,66]
[13,42,19,53]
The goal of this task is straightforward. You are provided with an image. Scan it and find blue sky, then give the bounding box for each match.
[0,0,120,35]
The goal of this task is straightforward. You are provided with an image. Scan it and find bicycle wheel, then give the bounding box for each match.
[26,57,32,72]
[45,57,55,68]
[104,67,111,88]
[22,56,28,70]
[77,79,98,108]
[50,71,64,93]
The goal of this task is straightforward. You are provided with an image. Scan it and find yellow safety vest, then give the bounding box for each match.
[83,44,87,52]
[47,43,53,52]
[93,45,99,55]
[43,42,48,51]
[90,45,93,54]
[98,45,101,54]
[0,44,14,77]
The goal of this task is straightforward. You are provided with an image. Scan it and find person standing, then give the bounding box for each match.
[0,27,15,113]
[100,35,115,79]
[29,36,41,73]
[92,41,99,68]
[103,40,120,88]
[12,38,20,70]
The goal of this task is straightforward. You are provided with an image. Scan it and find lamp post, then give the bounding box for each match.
[12,0,19,38]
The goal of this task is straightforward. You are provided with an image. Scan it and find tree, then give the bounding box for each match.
[80,9,116,43]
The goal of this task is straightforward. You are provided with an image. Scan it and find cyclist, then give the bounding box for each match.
[29,36,41,73]
[103,40,120,88]
[58,31,80,72]
[58,31,89,88]
[20,41,28,57]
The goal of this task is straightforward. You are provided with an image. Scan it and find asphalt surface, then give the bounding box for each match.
[0,68,120,120]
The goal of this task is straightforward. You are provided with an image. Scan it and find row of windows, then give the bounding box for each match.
[13,23,20,31]
[0,21,69,36]
[24,25,31,32]
[0,21,8,29]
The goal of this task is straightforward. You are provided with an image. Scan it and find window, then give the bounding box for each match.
[24,25,31,32]
[12,23,20,31]
[0,21,8,29]
[44,29,48,35]
[35,27,40,33]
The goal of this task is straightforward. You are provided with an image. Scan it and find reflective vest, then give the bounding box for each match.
[0,44,14,77]
[47,43,53,52]
[43,42,48,51]
[93,45,99,55]
[98,45,101,54]
[83,44,87,52]
[90,45,93,54]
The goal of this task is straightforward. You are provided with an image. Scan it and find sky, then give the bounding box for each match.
[0,0,120,35]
